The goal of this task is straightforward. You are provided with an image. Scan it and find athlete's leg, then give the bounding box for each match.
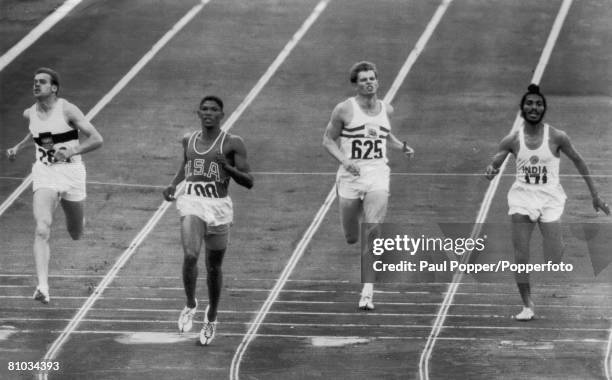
[360,190,389,308]
[511,213,536,309]
[338,196,362,245]
[363,190,388,224]
[60,199,84,240]
[538,221,564,264]
[180,215,205,308]
[203,232,228,322]
[32,189,60,294]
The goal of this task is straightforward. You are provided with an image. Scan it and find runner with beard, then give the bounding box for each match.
[485,84,609,320]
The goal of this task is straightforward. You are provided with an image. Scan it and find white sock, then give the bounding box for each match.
[361,283,373,295]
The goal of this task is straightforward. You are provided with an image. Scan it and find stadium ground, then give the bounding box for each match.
[1,0,611,379]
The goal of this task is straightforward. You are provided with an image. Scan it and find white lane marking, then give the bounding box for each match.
[311,336,370,347]
[2,273,611,292]
[0,0,83,71]
[0,307,535,318]
[1,172,609,194]
[418,1,575,379]
[0,325,18,341]
[605,326,612,380]
[6,318,610,332]
[7,329,611,343]
[3,296,612,310]
[229,1,454,379]
[115,332,190,344]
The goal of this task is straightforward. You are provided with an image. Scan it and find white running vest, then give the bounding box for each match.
[339,97,391,169]
[28,99,81,165]
[515,123,560,187]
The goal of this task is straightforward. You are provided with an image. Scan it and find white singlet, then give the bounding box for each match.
[28,98,82,165]
[338,97,391,169]
[28,98,86,201]
[336,97,392,199]
[508,122,566,222]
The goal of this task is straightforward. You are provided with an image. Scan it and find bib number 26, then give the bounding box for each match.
[38,147,71,164]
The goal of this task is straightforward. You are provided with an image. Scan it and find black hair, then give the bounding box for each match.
[520,83,547,109]
[199,95,224,111]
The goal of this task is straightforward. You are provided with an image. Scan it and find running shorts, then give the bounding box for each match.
[176,194,233,234]
[32,161,86,201]
[336,164,390,200]
[507,181,567,222]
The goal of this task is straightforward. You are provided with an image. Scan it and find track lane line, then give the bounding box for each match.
[5,318,611,332]
[605,326,612,380]
[0,0,83,71]
[6,329,610,343]
[33,1,331,378]
[229,1,454,378]
[418,1,575,379]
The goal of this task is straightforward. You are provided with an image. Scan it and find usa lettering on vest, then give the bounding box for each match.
[185,158,221,181]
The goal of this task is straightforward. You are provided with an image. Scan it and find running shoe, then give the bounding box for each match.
[200,305,217,346]
[178,300,198,333]
[33,287,50,304]
[515,307,535,321]
[358,293,374,310]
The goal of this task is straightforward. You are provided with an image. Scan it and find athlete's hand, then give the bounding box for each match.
[342,159,360,176]
[402,143,414,159]
[54,146,74,162]
[163,185,176,202]
[6,147,17,161]
[485,164,499,180]
[592,194,610,215]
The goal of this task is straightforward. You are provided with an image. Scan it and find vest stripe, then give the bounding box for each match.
[33,129,78,145]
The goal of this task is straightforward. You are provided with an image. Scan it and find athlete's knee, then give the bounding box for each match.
[514,254,529,265]
[207,265,222,277]
[34,221,52,241]
[344,233,359,245]
[341,219,360,244]
[512,240,530,258]
[67,225,83,240]
[183,252,199,266]
[207,262,223,278]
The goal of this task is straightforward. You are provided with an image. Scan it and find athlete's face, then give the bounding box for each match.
[33,73,57,98]
[197,100,224,129]
[355,70,378,96]
[521,94,546,124]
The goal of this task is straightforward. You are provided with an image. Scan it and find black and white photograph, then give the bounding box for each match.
[1,0,611,379]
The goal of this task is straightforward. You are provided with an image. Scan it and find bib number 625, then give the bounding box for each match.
[351,139,382,160]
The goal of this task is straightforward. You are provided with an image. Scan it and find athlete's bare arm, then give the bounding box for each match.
[163,133,190,201]
[217,135,253,189]
[5,110,34,161]
[555,129,610,214]
[322,100,360,176]
[53,101,103,162]
[485,132,518,180]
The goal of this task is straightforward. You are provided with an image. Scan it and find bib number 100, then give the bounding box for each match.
[351,140,382,159]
